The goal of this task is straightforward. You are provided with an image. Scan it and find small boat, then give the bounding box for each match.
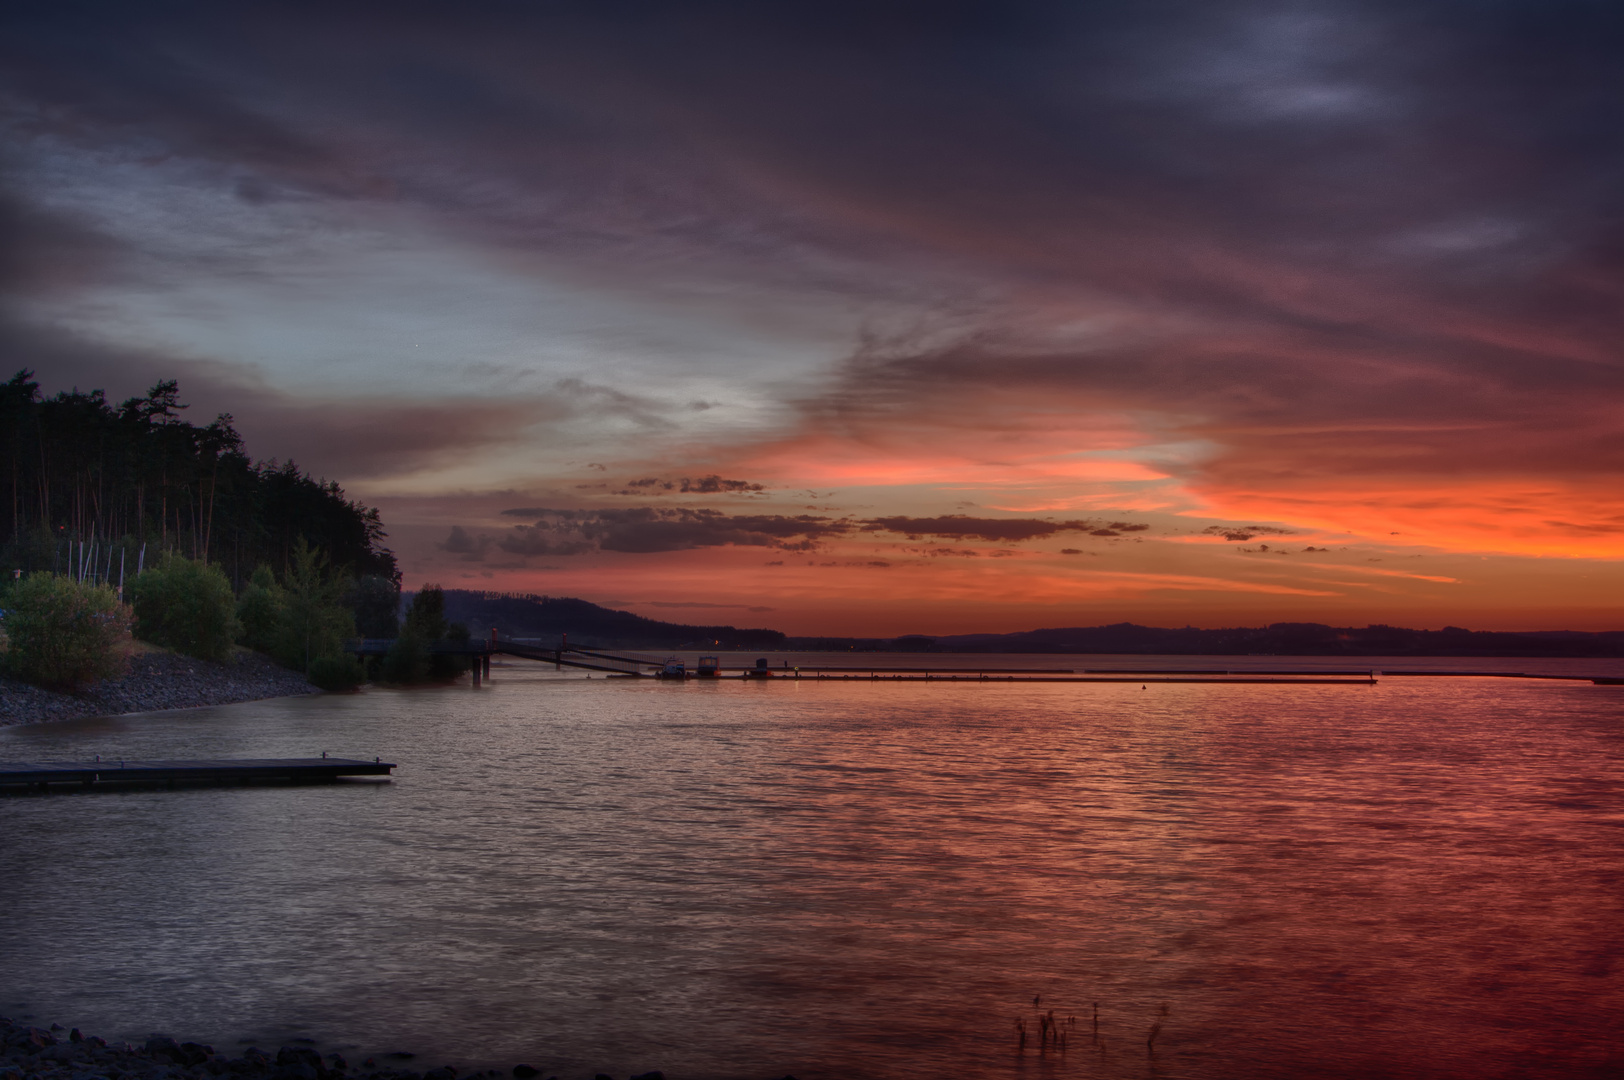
[656,657,686,679]
[743,657,774,678]
[696,656,720,677]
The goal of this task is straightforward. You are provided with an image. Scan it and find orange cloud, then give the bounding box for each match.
[1197,479,1624,558]
[738,430,1169,489]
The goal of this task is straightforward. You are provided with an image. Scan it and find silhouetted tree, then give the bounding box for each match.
[347,574,401,638]
[274,538,355,673]
[0,371,398,587]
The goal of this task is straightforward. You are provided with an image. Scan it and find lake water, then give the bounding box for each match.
[3,654,1623,1080]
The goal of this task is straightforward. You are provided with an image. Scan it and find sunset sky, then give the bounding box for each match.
[6,0,1624,634]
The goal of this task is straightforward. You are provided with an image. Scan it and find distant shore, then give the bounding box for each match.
[0,648,316,728]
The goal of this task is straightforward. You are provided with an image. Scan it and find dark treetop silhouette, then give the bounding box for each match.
[0,371,397,588]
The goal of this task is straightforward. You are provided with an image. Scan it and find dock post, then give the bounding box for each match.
[483,653,491,678]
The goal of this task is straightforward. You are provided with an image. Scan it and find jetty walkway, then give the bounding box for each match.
[0,757,395,792]
[344,637,1624,685]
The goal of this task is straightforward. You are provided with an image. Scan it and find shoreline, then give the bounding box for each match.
[0,1017,678,1080]
[0,650,317,729]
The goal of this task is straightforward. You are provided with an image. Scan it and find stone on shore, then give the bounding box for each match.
[0,650,316,728]
[0,1018,694,1080]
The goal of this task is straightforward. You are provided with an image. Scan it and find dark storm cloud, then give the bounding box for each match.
[1203,525,1296,542]
[0,4,345,181]
[496,527,595,558]
[616,475,766,495]
[0,195,130,295]
[0,318,564,481]
[492,507,1148,553]
[13,0,1593,284]
[440,525,495,561]
[9,1,1624,285]
[726,0,1624,497]
[862,516,1147,541]
[498,507,849,554]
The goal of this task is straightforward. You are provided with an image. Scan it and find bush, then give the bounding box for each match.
[404,585,447,640]
[380,588,465,682]
[380,629,429,683]
[130,555,242,662]
[307,654,366,691]
[2,573,132,689]
[428,619,472,680]
[236,564,283,653]
[348,574,401,638]
[272,538,355,673]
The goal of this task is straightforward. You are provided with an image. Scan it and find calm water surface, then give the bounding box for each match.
[3,655,1623,1080]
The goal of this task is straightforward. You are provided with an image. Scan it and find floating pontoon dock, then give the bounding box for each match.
[0,757,395,791]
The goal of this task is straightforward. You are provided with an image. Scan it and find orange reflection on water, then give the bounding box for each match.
[3,664,1621,1079]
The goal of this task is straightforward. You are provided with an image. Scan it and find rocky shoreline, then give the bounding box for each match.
[0,1018,708,1080]
[0,651,317,728]
[0,1018,558,1080]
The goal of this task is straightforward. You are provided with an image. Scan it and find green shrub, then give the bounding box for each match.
[428,618,472,679]
[404,585,447,640]
[236,564,283,653]
[379,588,467,682]
[347,574,401,638]
[272,538,356,673]
[307,654,366,691]
[2,573,132,689]
[130,554,242,662]
[380,629,429,683]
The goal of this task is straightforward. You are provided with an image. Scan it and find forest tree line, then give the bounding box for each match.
[1,369,398,588]
[0,371,486,691]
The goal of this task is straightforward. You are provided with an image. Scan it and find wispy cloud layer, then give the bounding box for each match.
[470,509,1158,556]
[7,0,1624,628]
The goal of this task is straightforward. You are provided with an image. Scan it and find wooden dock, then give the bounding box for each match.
[0,757,395,791]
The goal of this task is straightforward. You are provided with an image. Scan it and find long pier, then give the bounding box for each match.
[0,758,395,792]
[526,646,1379,682]
[343,639,1624,685]
[345,638,636,681]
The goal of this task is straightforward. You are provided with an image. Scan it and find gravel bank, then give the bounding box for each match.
[0,651,315,728]
[0,1019,703,1080]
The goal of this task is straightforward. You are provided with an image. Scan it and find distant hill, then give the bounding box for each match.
[433,591,786,650]
[423,593,1624,657]
[785,622,1624,657]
